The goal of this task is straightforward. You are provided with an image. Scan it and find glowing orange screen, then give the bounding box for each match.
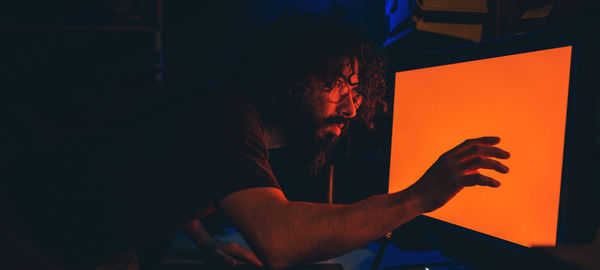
[389,46,572,247]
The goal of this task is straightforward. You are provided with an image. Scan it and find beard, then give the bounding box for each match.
[285,98,350,175]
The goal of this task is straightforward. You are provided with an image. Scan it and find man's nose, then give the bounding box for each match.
[336,94,357,118]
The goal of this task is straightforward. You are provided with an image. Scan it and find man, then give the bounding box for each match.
[0,11,510,270]
[169,11,511,269]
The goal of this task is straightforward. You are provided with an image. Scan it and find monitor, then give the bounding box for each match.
[387,27,583,256]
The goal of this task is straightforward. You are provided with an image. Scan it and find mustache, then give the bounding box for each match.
[323,116,349,126]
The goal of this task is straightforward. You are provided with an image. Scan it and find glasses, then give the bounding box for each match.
[323,75,363,109]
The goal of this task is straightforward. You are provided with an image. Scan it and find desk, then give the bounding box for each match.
[162,227,455,270]
[165,224,600,270]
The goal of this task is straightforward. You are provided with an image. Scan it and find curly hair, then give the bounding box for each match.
[242,10,388,130]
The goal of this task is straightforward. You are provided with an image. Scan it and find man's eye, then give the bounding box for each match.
[354,94,363,103]
[352,90,364,102]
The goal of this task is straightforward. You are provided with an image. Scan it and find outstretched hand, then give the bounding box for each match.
[409,136,511,213]
[199,239,263,267]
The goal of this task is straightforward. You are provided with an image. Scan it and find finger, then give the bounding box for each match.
[454,145,510,162]
[216,248,239,266]
[459,156,509,174]
[224,244,264,267]
[462,173,501,187]
[446,136,501,156]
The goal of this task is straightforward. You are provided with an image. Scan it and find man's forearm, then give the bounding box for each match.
[218,187,424,269]
[275,190,422,265]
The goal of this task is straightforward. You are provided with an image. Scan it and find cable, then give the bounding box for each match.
[370,232,392,270]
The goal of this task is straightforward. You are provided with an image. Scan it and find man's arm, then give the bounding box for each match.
[218,137,510,270]
[219,187,422,270]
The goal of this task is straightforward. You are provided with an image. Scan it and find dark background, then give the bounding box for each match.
[1,0,599,267]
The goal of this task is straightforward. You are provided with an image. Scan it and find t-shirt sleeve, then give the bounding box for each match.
[209,99,281,203]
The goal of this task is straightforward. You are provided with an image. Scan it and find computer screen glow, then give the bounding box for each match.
[389,46,572,247]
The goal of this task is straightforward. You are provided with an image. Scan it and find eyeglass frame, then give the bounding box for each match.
[322,73,364,109]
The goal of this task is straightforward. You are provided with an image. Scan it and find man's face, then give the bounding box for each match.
[288,57,362,174]
[309,57,361,144]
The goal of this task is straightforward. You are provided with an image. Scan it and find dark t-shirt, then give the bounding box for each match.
[1,85,279,266]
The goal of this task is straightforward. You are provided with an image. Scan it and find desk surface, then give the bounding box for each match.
[164,227,455,270]
[164,225,600,270]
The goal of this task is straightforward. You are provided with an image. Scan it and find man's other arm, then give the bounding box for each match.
[182,218,263,266]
